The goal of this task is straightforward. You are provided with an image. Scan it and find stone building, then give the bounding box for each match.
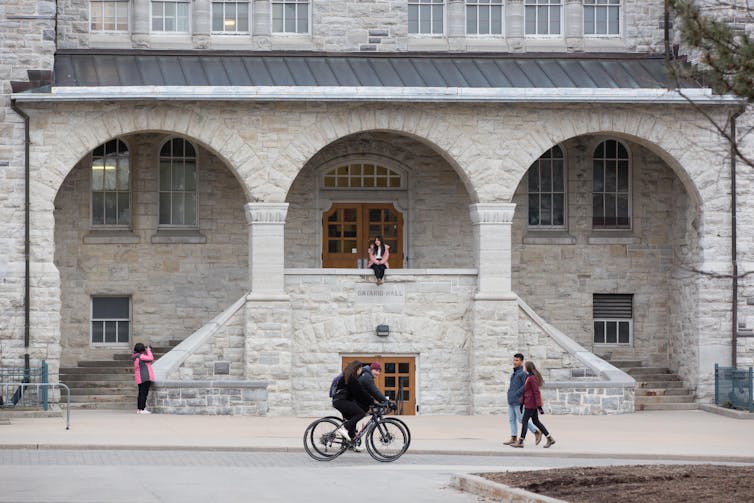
[2,0,753,415]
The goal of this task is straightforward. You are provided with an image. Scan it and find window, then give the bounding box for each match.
[159,138,197,226]
[91,297,130,344]
[408,0,445,35]
[524,0,561,35]
[527,146,565,228]
[272,0,309,33]
[593,294,632,345]
[90,0,130,32]
[151,0,190,32]
[466,0,503,35]
[322,163,403,189]
[592,139,630,228]
[212,1,249,33]
[584,0,620,35]
[91,139,130,226]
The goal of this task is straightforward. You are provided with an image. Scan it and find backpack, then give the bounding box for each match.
[329,373,343,398]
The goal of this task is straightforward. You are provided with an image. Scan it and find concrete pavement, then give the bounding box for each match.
[1,408,753,462]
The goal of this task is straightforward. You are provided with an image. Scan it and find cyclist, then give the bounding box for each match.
[358,362,388,404]
[332,360,374,448]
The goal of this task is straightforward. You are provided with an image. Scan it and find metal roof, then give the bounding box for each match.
[54,50,681,89]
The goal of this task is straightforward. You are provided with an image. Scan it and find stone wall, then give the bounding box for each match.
[0,0,56,371]
[511,135,693,367]
[151,380,268,415]
[285,131,474,268]
[56,0,667,53]
[53,133,249,366]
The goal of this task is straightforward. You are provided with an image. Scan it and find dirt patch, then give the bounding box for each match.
[479,465,754,503]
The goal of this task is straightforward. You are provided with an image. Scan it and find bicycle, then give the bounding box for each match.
[303,403,410,462]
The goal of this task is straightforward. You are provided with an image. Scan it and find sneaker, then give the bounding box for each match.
[351,442,364,452]
[336,426,351,441]
[136,410,142,414]
[141,409,152,414]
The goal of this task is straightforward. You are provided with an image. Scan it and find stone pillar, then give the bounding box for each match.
[243,202,292,415]
[131,0,151,48]
[193,0,212,48]
[252,0,272,48]
[506,0,524,52]
[564,0,584,52]
[468,202,518,414]
[446,0,466,51]
[245,202,288,297]
[469,202,516,299]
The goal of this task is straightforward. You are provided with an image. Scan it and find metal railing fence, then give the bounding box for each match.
[0,361,48,409]
[714,364,754,412]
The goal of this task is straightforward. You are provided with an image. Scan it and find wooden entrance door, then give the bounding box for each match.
[322,204,403,268]
[341,356,416,415]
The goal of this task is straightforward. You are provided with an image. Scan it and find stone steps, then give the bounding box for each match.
[607,359,697,411]
[635,388,692,396]
[635,402,700,411]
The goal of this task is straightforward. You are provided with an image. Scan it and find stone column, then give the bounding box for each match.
[243,202,293,415]
[193,0,212,48]
[506,0,524,52]
[446,0,466,51]
[131,0,151,48]
[564,0,584,51]
[252,0,272,48]
[469,202,516,299]
[469,202,518,414]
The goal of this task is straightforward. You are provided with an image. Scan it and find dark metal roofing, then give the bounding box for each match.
[53,50,690,89]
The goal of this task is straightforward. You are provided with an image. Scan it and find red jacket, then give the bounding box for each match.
[132,348,155,385]
[521,374,543,409]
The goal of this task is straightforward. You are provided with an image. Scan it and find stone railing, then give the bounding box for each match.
[518,298,636,414]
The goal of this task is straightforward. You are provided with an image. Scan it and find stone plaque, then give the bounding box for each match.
[214,361,231,375]
[355,284,405,304]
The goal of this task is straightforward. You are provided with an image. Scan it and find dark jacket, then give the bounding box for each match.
[522,374,543,409]
[332,373,374,411]
[507,366,527,406]
[358,366,387,402]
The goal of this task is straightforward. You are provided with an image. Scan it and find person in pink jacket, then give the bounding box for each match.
[132,343,155,414]
[513,361,555,448]
[367,236,390,285]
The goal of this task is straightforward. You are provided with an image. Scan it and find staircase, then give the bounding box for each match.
[58,342,178,410]
[610,360,698,411]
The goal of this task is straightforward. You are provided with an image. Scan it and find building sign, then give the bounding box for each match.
[355,284,405,304]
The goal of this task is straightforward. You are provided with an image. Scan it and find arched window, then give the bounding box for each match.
[592,139,630,229]
[159,138,197,226]
[91,138,130,226]
[527,145,565,228]
[322,163,403,189]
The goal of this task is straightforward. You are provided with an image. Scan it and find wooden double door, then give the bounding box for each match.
[323,204,403,269]
[341,356,416,415]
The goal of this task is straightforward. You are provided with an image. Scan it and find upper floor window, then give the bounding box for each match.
[466,0,503,35]
[322,163,403,189]
[212,1,250,33]
[90,0,130,32]
[592,139,630,229]
[91,296,131,345]
[272,0,309,33]
[152,0,190,32]
[527,145,565,228]
[524,0,561,35]
[408,0,445,35]
[91,139,131,226]
[584,0,621,35]
[159,138,197,227]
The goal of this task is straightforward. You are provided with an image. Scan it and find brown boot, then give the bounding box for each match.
[510,437,524,448]
[502,436,517,446]
[543,436,556,448]
[534,430,543,445]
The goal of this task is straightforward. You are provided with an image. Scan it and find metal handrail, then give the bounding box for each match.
[0,382,71,429]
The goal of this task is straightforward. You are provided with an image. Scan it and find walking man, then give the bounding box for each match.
[504,353,542,446]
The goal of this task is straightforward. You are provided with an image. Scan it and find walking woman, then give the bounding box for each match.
[132,343,155,414]
[513,361,555,448]
[367,236,390,285]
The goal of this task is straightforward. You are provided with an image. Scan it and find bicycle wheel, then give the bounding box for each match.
[365,417,410,462]
[386,417,411,448]
[303,418,348,461]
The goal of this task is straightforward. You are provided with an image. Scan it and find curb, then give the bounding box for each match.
[450,474,568,503]
[699,404,754,419]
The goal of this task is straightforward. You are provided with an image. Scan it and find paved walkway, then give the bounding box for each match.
[1,409,752,462]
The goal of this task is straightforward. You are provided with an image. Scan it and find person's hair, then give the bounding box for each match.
[373,236,385,255]
[133,342,146,353]
[513,353,524,360]
[525,361,544,386]
[343,360,363,384]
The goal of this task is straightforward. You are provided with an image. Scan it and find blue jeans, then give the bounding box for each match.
[508,404,538,437]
